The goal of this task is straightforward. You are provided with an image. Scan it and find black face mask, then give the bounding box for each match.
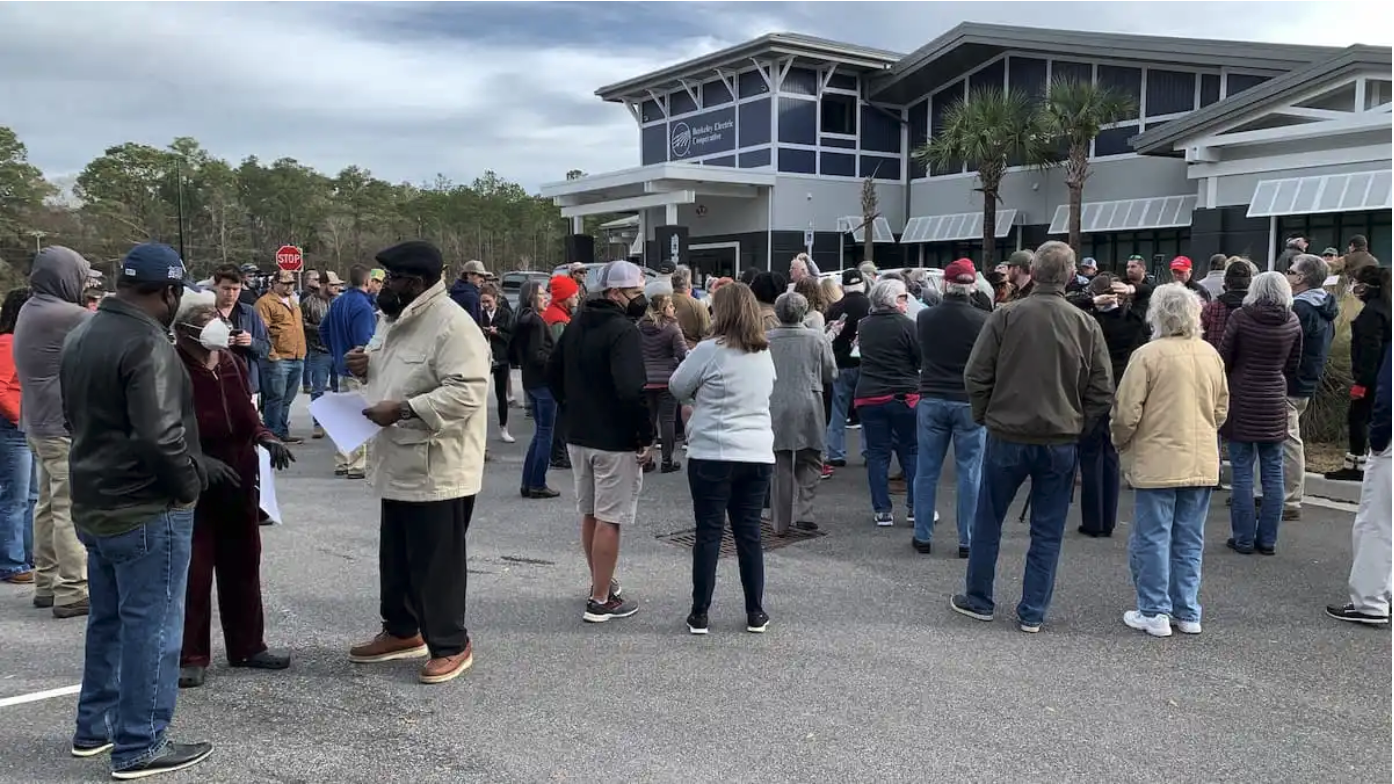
[377,281,420,319]
[624,293,648,321]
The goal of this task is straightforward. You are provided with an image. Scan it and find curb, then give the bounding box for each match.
[1219,461,1361,504]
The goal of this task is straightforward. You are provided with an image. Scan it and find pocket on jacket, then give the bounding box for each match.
[383,426,433,489]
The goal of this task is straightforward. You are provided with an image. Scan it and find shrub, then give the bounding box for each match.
[1300,291,1361,445]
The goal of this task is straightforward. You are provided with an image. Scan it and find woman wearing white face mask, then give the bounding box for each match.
[172,303,295,689]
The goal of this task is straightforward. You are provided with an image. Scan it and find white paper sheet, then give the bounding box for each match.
[256,446,282,525]
[307,391,382,453]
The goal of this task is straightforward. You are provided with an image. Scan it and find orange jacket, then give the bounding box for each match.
[0,335,21,426]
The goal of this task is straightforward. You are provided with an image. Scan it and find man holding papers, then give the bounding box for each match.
[344,240,490,685]
[321,265,380,479]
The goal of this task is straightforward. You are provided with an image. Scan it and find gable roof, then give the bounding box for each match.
[1131,44,1393,155]
[594,33,903,103]
[866,22,1342,104]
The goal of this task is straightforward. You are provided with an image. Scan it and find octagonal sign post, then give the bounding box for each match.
[275,244,304,273]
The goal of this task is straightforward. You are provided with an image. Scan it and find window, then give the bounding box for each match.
[1278,210,1392,270]
[1078,229,1191,277]
[929,81,964,177]
[820,152,856,177]
[908,101,929,179]
[821,93,858,136]
[828,73,858,91]
[1008,56,1048,101]
[1052,60,1093,87]
[1146,69,1197,116]
[738,148,771,169]
[738,69,769,98]
[860,105,900,154]
[1099,65,1142,107]
[782,67,819,97]
[969,59,1005,94]
[739,99,771,147]
[641,99,664,123]
[669,90,698,116]
[1227,73,1269,97]
[778,97,817,144]
[778,148,816,174]
[1095,125,1139,157]
[702,80,733,107]
[1199,74,1221,107]
[859,155,901,181]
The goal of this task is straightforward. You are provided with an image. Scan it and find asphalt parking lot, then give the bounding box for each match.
[0,398,1388,784]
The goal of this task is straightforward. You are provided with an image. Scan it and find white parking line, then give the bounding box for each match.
[0,684,81,709]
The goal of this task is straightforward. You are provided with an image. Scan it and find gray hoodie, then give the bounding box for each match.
[13,247,93,437]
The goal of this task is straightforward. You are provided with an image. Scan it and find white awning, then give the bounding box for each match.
[900,209,1019,244]
[1047,196,1197,235]
[1246,170,1393,218]
[838,215,896,244]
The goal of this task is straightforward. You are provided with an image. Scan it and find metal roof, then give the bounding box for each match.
[1131,44,1393,155]
[594,32,903,103]
[866,22,1342,105]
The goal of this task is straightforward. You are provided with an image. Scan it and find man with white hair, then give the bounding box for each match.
[824,268,872,466]
[953,241,1113,633]
[1279,253,1337,521]
[547,260,654,623]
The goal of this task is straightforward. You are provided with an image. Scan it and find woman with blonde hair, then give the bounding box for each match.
[669,283,776,634]
[820,276,843,307]
[638,293,687,473]
[793,276,829,331]
[1111,284,1228,637]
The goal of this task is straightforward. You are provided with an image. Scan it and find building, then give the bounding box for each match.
[540,23,1391,280]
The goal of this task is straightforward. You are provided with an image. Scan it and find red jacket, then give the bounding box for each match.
[0,335,20,426]
[178,346,274,519]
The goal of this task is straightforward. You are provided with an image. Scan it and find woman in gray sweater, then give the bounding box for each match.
[768,292,837,536]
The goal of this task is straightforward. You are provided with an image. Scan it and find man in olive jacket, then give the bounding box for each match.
[952,241,1113,634]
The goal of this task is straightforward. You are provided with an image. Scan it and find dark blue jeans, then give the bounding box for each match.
[1228,440,1284,549]
[261,358,304,439]
[688,458,772,615]
[824,367,860,462]
[305,350,333,427]
[522,387,556,490]
[858,400,918,516]
[1077,414,1120,535]
[74,509,195,773]
[0,420,35,578]
[963,436,1076,627]
[913,398,984,546]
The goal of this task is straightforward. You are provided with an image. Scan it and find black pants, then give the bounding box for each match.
[491,366,509,428]
[380,496,474,658]
[646,388,678,463]
[1350,394,1375,456]
[688,458,771,615]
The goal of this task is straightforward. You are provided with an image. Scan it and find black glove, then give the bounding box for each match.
[259,439,295,471]
[199,456,241,490]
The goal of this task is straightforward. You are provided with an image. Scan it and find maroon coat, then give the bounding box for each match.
[1201,289,1245,350]
[1218,303,1302,443]
[178,347,274,522]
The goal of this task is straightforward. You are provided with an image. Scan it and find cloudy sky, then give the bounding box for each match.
[1,1,1388,192]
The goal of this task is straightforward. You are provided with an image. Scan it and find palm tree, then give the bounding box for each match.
[858,175,879,266]
[912,87,1054,267]
[1043,79,1138,254]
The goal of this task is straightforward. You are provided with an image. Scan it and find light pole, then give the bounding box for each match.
[26,230,47,254]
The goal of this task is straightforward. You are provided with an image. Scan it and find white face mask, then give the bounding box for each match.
[183,319,231,350]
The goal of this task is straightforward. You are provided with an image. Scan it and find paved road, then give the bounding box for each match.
[1,398,1388,783]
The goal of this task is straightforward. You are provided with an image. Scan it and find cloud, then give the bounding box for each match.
[1,2,1388,192]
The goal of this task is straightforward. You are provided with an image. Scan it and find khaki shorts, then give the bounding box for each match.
[568,445,644,525]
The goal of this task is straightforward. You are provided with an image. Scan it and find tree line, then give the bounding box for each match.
[0,127,601,286]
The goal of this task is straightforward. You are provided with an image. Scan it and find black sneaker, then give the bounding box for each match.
[177,666,206,689]
[111,741,214,780]
[911,538,932,554]
[230,649,290,670]
[794,521,819,532]
[957,545,970,559]
[949,594,993,622]
[519,486,529,498]
[1325,604,1390,625]
[583,597,638,623]
[1324,467,1364,482]
[827,458,847,468]
[661,460,682,474]
[1226,538,1255,555]
[70,740,113,758]
[1255,544,1276,556]
[746,611,769,633]
[686,611,709,635]
[527,486,561,499]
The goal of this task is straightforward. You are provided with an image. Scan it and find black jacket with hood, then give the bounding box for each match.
[13,247,93,439]
[546,298,654,452]
[1351,296,1391,391]
[1288,288,1338,398]
[826,290,871,369]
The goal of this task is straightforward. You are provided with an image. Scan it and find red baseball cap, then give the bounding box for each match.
[944,258,976,284]
[548,275,579,301]
[1170,256,1193,272]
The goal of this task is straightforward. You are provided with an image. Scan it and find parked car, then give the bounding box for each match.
[500,270,551,309]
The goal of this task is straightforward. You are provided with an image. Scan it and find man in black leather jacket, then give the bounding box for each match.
[59,242,231,780]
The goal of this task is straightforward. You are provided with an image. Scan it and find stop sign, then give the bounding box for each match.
[275,245,304,272]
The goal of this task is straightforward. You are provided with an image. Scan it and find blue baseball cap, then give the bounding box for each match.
[120,243,200,290]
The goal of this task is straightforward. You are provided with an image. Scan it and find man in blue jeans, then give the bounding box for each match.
[824,267,870,465]
[60,243,237,779]
[952,242,1113,633]
[912,259,989,558]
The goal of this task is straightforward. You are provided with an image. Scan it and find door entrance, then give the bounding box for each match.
[689,242,739,286]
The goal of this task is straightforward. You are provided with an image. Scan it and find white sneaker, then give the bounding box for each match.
[1123,610,1172,638]
[500,427,516,444]
[1174,619,1202,635]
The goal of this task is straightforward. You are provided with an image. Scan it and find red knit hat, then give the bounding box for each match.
[944,258,976,284]
[548,275,579,301]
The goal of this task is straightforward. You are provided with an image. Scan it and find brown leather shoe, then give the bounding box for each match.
[348,632,428,664]
[53,598,90,619]
[2,571,34,584]
[418,642,473,684]
[33,593,53,608]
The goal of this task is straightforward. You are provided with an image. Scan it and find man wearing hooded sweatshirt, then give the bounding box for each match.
[13,246,93,618]
[824,268,871,466]
[1281,254,1338,520]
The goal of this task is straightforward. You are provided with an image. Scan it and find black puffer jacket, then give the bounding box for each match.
[510,306,553,390]
[1068,297,1148,388]
[546,298,654,452]
[1350,296,1390,391]
[1219,303,1302,443]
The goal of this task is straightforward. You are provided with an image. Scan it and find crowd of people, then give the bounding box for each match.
[0,229,1387,778]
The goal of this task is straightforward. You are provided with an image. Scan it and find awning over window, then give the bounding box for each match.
[1246,170,1393,218]
[1047,196,1197,235]
[838,215,896,243]
[899,209,1020,244]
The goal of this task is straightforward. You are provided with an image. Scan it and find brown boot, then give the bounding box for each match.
[2,571,34,584]
[348,632,428,664]
[419,642,473,684]
[53,598,90,619]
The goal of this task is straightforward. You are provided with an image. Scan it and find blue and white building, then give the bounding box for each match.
[540,23,1391,278]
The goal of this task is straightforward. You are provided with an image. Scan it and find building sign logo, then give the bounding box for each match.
[669,114,736,159]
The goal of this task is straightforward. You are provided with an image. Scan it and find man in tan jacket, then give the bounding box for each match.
[255,270,309,443]
[343,240,489,686]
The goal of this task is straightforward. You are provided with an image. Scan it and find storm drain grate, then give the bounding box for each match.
[657,523,826,557]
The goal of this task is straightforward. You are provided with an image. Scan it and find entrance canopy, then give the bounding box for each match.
[538,163,775,219]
